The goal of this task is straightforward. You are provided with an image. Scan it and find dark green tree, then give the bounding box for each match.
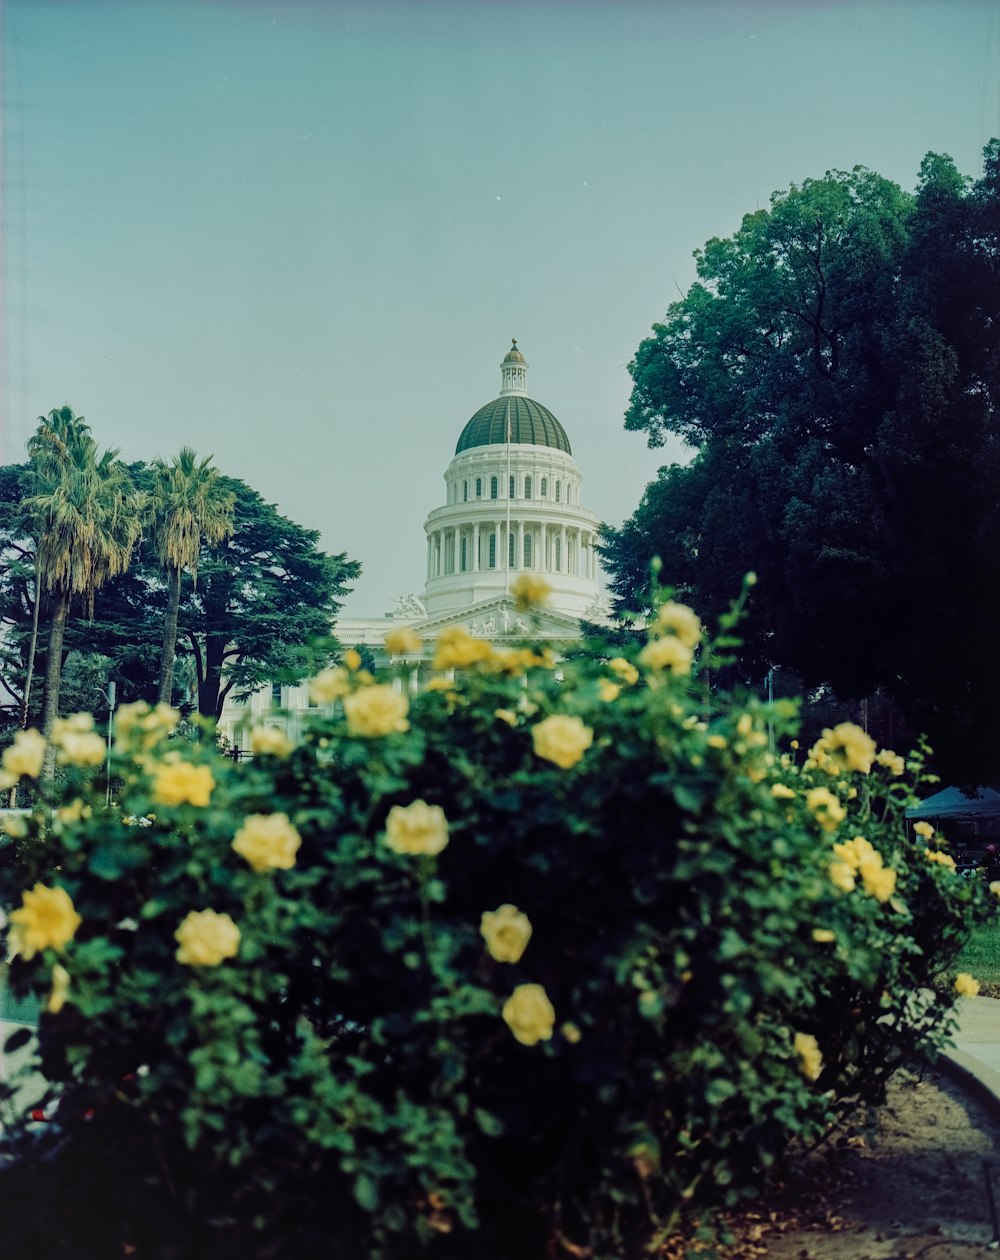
[601,144,1000,781]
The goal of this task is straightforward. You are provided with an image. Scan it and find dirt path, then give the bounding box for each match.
[677,1068,1000,1259]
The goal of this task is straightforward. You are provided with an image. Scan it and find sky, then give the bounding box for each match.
[2,0,999,617]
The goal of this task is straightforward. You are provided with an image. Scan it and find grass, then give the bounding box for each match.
[953,923,1000,996]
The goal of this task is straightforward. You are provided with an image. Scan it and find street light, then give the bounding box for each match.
[96,681,116,807]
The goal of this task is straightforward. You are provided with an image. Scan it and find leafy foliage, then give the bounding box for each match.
[600,143,1000,781]
[0,597,992,1259]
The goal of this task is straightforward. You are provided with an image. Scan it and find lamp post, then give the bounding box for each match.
[96,681,116,807]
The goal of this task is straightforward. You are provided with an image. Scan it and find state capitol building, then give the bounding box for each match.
[220,341,607,748]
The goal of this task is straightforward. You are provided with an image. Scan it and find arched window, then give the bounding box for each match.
[476,478,482,498]
[555,481,561,502]
[524,476,532,500]
[463,481,468,502]
[489,533,497,568]
[509,475,515,499]
[460,537,467,571]
[508,533,515,567]
[541,477,548,498]
[524,533,533,567]
[490,476,498,500]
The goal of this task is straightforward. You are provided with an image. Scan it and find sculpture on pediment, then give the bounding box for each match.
[390,593,426,619]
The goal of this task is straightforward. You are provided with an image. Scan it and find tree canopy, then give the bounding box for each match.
[600,143,1000,781]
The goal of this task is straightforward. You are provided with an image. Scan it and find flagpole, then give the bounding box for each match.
[505,399,512,595]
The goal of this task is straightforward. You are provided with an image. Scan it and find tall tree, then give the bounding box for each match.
[177,477,360,719]
[601,144,1000,780]
[20,408,142,761]
[147,449,235,705]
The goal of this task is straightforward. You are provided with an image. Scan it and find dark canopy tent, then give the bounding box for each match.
[905,787,1000,827]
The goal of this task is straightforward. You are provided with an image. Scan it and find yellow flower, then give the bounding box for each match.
[480,904,533,963]
[115,702,179,749]
[913,820,935,840]
[793,1031,823,1081]
[812,928,836,943]
[561,1021,582,1044]
[56,798,88,823]
[990,881,1000,898]
[707,734,727,750]
[232,813,302,872]
[925,848,957,871]
[384,800,449,856]
[56,731,107,768]
[807,723,877,775]
[51,713,95,740]
[652,601,702,648]
[502,983,556,1046]
[249,725,294,758]
[343,649,363,671]
[597,678,621,703]
[9,885,81,959]
[859,860,896,903]
[833,835,878,869]
[955,972,981,997]
[608,658,639,686]
[829,861,856,892]
[344,686,409,738]
[531,714,593,770]
[384,626,423,655]
[876,749,905,776]
[310,667,351,704]
[511,574,552,611]
[47,963,71,1014]
[638,636,694,675]
[494,708,517,726]
[771,783,796,800]
[805,787,846,832]
[152,760,215,808]
[2,729,46,779]
[433,626,494,670]
[175,909,241,967]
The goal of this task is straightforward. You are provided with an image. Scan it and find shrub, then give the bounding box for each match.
[0,595,993,1259]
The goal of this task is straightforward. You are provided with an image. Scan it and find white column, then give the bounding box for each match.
[515,521,523,570]
[560,526,567,573]
[426,535,432,582]
[540,524,548,572]
[473,522,480,572]
[452,526,459,575]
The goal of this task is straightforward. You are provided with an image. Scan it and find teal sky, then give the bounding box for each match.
[3,0,999,615]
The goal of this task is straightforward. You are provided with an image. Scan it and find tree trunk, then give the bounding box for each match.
[158,566,182,705]
[20,555,41,730]
[199,631,228,720]
[41,591,70,781]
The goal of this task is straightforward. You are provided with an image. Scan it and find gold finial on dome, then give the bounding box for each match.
[503,338,526,365]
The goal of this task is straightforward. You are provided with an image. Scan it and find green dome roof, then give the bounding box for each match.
[456,396,571,455]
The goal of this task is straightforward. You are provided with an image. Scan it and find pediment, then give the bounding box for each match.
[408,595,582,641]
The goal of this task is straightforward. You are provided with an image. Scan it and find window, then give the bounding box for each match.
[490,476,498,499]
[555,482,561,502]
[460,537,467,571]
[476,478,482,498]
[509,475,515,499]
[489,533,496,568]
[524,533,533,567]
[271,682,282,708]
[541,477,548,498]
[463,481,468,502]
[508,532,515,567]
[524,476,532,500]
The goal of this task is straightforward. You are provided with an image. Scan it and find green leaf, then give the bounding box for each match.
[353,1173,380,1213]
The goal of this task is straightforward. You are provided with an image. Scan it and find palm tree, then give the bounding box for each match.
[148,449,235,706]
[21,408,142,768]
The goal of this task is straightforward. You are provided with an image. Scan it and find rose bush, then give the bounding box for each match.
[0,587,994,1260]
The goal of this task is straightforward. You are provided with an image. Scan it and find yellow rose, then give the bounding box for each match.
[833,835,878,869]
[805,787,846,832]
[384,626,423,655]
[232,813,302,872]
[310,667,351,704]
[9,884,81,959]
[913,820,935,840]
[707,734,727,750]
[502,983,555,1046]
[925,849,957,871]
[343,686,409,738]
[480,904,532,963]
[771,783,796,799]
[511,574,552,611]
[638,636,694,674]
[2,729,47,779]
[433,626,494,671]
[876,749,905,776]
[531,714,593,770]
[175,909,241,967]
[47,963,71,1014]
[652,601,702,648]
[51,713,95,739]
[344,649,363,671]
[597,678,621,703]
[384,800,449,856]
[829,860,856,892]
[494,709,518,726]
[249,725,294,758]
[990,881,1000,898]
[608,658,639,686]
[807,723,876,775]
[115,702,179,749]
[955,972,981,997]
[56,731,107,767]
[812,928,836,943]
[793,1031,823,1081]
[859,860,896,903]
[152,760,215,807]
